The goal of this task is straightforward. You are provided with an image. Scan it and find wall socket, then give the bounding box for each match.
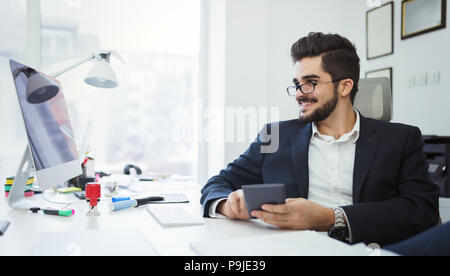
[407,71,440,88]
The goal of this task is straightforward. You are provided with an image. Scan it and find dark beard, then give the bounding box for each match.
[299,88,338,124]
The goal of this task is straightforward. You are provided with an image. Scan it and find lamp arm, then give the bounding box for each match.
[50,54,96,78]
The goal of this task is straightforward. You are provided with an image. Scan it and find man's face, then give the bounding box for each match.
[293,56,338,123]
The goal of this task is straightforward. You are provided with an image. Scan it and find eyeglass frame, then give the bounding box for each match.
[286,77,349,96]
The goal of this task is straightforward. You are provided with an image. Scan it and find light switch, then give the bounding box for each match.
[431,71,440,85]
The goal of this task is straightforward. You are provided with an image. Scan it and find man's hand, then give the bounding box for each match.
[251,198,335,231]
[217,189,250,220]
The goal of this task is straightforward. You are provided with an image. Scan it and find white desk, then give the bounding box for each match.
[0,178,392,256]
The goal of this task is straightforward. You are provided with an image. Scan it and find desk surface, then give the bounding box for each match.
[0,178,397,256]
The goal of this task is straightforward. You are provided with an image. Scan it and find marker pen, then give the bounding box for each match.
[29,207,74,217]
[109,196,164,211]
[43,209,75,217]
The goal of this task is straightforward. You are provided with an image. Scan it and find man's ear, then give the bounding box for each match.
[339,79,354,97]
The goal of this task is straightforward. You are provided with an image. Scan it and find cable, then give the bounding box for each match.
[41,189,85,208]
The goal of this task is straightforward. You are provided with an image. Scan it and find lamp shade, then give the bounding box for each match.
[84,59,118,88]
[26,73,60,104]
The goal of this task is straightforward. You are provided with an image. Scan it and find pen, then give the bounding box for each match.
[135,196,164,206]
[110,196,164,211]
[43,208,75,217]
[112,196,130,202]
[82,158,89,166]
[138,177,156,182]
[29,207,75,217]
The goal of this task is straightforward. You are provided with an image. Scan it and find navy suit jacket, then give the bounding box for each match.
[200,115,440,246]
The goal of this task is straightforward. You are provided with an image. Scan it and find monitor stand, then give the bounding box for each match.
[7,146,35,210]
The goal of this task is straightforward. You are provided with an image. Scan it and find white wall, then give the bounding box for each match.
[224,0,270,164]
[206,0,450,176]
[203,0,271,181]
[365,0,450,136]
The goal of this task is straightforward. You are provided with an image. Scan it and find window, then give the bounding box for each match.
[0,0,27,174]
[40,0,200,176]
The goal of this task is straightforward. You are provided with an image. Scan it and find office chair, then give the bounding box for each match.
[356,77,444,226]
[354,77,392,122]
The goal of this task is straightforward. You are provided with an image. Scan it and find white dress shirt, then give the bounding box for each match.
[209,110,361,238]
[308,110,360,208]
[307,110,360,242]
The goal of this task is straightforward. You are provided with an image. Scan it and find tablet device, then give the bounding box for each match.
[242,184,286,219]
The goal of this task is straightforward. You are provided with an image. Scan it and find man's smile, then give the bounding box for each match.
[299,98,318,111]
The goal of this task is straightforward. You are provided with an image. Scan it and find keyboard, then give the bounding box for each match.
[146,205,204,227]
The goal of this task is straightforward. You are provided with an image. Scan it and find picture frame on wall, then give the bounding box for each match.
[366,1,394,60]
[366,67,393,92]
[401,0,447,40]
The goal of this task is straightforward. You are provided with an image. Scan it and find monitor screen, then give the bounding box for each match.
[10,59,78,171]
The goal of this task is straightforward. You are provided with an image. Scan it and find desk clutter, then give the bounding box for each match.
[39,170,193,223]
[4,176,35,198]
[1,161,198,242]
[28,207,75,217]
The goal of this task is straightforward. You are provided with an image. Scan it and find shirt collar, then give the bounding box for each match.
[311,109,360,144]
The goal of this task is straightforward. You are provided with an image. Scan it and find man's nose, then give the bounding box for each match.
[295,87,306,99]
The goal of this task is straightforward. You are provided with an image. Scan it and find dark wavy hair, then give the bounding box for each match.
[291,32,360,104]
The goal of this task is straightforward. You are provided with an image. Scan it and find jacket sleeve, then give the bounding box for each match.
[200,131,267,217]
[342,127,440,247]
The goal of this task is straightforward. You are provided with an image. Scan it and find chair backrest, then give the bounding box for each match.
[354,77,392,122]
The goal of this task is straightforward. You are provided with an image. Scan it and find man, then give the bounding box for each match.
[385,221,450,256]
[200,32,440,247]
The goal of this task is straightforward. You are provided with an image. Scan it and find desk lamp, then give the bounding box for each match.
[16,50,125,105]
[51,50,125,89]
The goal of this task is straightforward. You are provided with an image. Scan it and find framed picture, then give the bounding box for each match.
[366,2,394,60]
[366,67,393,91]
[401,0,447,40]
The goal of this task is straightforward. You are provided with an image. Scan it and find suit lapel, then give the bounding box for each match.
[291,122,312,198]
[353,115,379,203]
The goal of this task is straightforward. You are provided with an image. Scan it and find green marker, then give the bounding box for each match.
[43,209,75,217]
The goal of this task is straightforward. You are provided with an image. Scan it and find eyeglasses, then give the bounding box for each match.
[286,77,348,96]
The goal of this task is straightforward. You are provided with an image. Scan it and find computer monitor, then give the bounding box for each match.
[7,59,82,209]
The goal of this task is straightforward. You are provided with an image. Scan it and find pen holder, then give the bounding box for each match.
[69,176,95,191]
[4,176,35,198]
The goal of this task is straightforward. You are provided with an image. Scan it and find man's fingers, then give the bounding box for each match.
[225,190,250,220]
[228,193,241,216]
[239,196,247,214]
[252,211,290,228]
[261,203,289,214]
[263,219,291,229]
[252,210,288,222]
